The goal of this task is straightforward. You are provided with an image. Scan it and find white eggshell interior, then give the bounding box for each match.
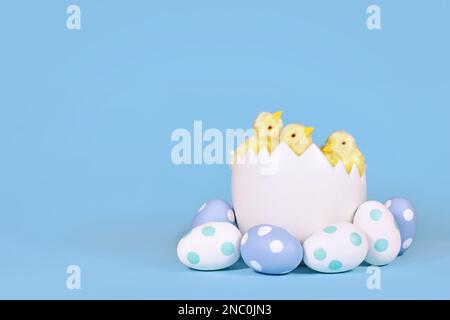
[231,143,367,242]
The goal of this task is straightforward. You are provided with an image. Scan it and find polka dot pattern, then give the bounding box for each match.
[329,260,342,271]
[350,232,362,246]
[314,248,327,261]
[269,240,284,253]
[240,224,303,275]
[191,199,236,229]
[221,242,235,256]
[187,251,200,264]
[403,209,414,222]
[353,200,402,265]
[402,238,413,250]
[201,226,216,236]
[250,260,262,272]
[303,222,368,273]
[257,226,272,236]
[177,221,241,271]
[370,209,382,221]
[384,197,416,256]
[374,239,389,252]
[323,226,337,234]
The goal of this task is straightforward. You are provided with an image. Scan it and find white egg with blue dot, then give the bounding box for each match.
[191,199,237,228]
[177,222,241,270]
[240,224,303,275]
[353,200,401,266]
[303,223,368,273]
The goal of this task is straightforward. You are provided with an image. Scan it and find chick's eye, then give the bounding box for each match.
[268,126,273,130]
[342,141,346,145]
[291,133,296,138]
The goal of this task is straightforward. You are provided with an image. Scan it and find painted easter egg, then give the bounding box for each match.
[385,197,417,255]
[303,223,368,273]
[240,224,303,275]
[177,222,241,270]
[192,199,236,228]
[353,201,401,265]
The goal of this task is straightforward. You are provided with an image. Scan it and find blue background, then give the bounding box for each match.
[1,0,449,299]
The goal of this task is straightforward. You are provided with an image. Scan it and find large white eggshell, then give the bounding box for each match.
[303,222,368,273]
[231,143,367,242]
[177,222,242,270]
[353,201,401,265]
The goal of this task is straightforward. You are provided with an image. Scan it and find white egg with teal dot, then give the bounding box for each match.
[384,197,417,255]
[177,222,242,270]
[191,199,237,228]
[353,200,401,265]
[240,224,303,275]
[303,223,368,273]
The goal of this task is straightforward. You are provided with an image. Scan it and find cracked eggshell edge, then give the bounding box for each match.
[231,143,367,242]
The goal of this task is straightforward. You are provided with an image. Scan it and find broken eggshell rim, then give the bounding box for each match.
[231,143,366,179]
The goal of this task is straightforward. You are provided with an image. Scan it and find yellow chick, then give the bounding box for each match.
[253,111,284,153]
[280,124,315,156]
[321,131,366,175]
[232,111,284,162]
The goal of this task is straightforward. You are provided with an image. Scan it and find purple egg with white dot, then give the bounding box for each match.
[385,197,417,255]
[191,199,237,228]
[240,224,303,275]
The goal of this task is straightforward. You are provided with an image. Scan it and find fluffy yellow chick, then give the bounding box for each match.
[280,124,315,156]
[253,111,284,153]
[233,111,284,162]
[321,131,366,175]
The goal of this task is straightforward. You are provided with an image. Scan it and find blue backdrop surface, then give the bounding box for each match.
[1,0,449,299]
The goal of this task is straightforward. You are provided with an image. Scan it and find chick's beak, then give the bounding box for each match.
[305,127,315,137]
[272,111,283,119]
[322,144,333,153]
